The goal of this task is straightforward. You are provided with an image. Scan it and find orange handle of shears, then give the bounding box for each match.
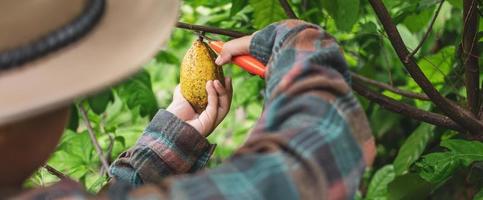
[208,40,266,78]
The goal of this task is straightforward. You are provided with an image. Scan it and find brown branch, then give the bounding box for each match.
[44,164,67,180]
[79,103,112,177]
[462,0,480,116]
[176,22,249,38]
[351,72,430,100]
[279,0,297,19]
[405,0,445,62]
[368,0,483,133]
[352,80,464,132]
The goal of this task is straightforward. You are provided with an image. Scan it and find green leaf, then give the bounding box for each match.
[87,89,113,115]
[369,105,401,138]
[415,140,483,185]
[407,46,455,92]
[388,173,432,200]
[416,152,460,184]
[246,101,262,119]
[155,50,180,65]
[335,0,360,31]
[474,188,483,200]
[321,0,360,32]
[320,0,337,18]
[393,123,434,175]
[66,104,79,131]
[87,175,108,193]
[249,0,287,29]
[441,139,483,166]
[447,0,462,9]
[402,9,433,33]
[397,25,419,50]
[116,69,158,118]
[50,130,96,177]
[230,0,248,16]
[233,76,262,106]
[365,165,396,199]
[115,136,126,147]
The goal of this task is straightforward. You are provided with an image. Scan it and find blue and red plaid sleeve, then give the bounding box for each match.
[109,109,216,185]
[19,20,374,200]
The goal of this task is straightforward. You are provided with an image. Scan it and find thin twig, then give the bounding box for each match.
[100,133,115,176]
[352,80,464,132]
[79,103,112,177]
[405,0,445,62]
[279,0,297,19]
[462,0,480,116]
[176,22,249,38]
[44,165,67,180]
[369,0,483,133]
[351,72,430,100]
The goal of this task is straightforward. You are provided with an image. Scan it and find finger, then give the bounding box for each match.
[172,85,181,98]
[197,81,218,136]
[214,80,227,97]
[214,80,229,111]
[214,79,228,108]
[172,85,189,103]
[214,79,232,125]
[215,52,232,65]
[224,77,233,99]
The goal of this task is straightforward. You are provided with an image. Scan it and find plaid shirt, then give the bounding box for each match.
[18,20,374,200]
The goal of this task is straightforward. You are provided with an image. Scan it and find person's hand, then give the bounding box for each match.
[167,78,232,137]
[214,35,253,65]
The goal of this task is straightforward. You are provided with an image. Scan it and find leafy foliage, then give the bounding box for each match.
[441,139,483,166]
[416,152,460,184]
[116,69,158,118]
[321,0,360,31]
[387,173,433,200]
[416,139,483,185]
[393,123,434,175]
[87,90,113,115]
[365,165,395,199]
[249,0,286,29]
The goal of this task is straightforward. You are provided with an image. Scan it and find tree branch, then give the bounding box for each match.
[176,22,249,38]
[279,0,297,19]
[405,0,445,62]
[100,133,115,176]
[462,0,480,116]
[352,80,464,132]
[79,104,112,177]
[44,164,67,180]
[351,72,430,101]
[368,0,483,133]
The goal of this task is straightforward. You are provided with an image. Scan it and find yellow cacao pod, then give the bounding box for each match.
[180,39,224,113]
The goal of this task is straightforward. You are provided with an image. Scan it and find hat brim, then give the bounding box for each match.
[0,0,180,125]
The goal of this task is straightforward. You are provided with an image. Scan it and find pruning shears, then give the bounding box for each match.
[198,34,267,78]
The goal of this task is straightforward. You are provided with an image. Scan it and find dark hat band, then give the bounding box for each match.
[0,0,105,70]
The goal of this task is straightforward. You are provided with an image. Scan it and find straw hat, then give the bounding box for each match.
[0,0,179,125]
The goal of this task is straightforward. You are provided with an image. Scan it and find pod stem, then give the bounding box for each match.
[198,31,204,42]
